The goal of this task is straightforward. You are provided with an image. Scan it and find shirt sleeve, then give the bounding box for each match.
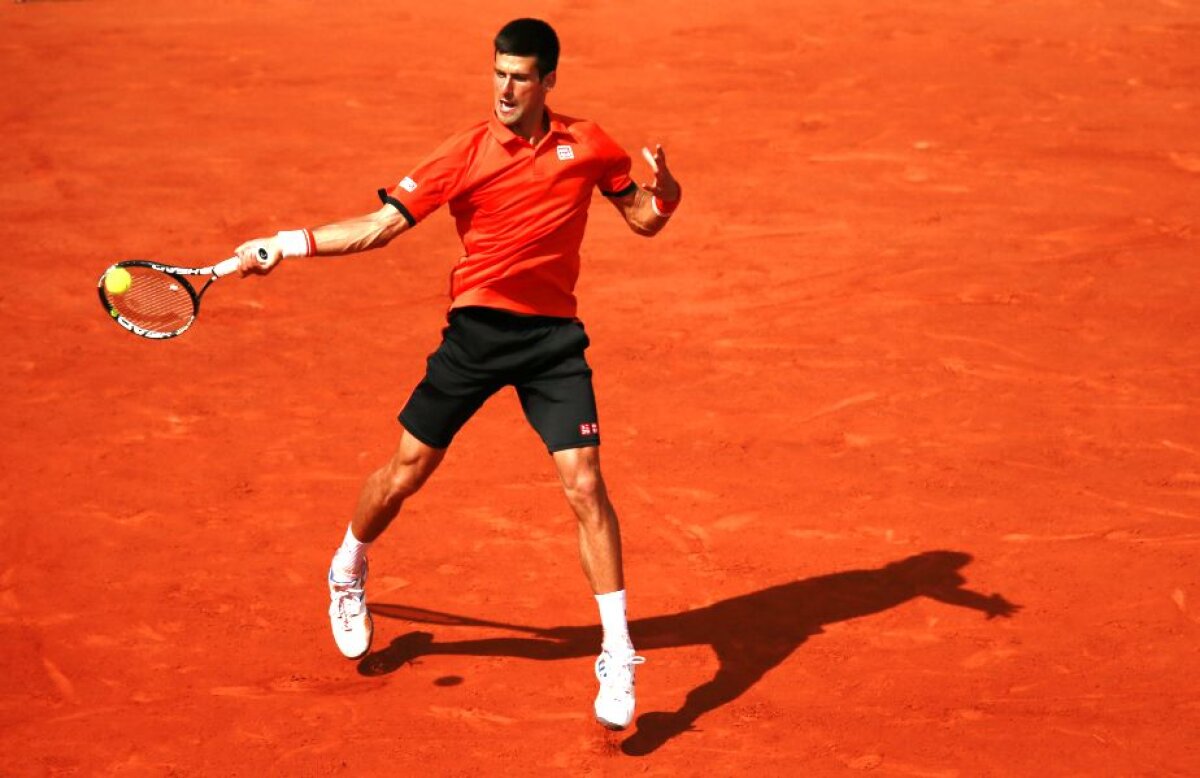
[590,125,637,198]
[377,132,471,227]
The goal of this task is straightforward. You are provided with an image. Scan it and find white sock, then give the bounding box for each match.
[595,589,633,654]
[330,524,371,582]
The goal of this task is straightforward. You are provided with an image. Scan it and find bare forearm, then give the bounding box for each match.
[234,205,410,275]
[311,208,410,255]
[626,188,672,236]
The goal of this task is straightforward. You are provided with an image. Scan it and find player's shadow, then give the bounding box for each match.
[361,550,1019,756]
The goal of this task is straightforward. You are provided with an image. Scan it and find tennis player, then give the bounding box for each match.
[233,19,679,730]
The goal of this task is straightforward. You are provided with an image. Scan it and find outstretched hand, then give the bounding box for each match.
[233,237,282,277]
[641,144,681,203]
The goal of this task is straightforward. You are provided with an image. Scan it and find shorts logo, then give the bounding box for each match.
[399,177,418,192]
[556,145,575,161]
[579,422,598,436]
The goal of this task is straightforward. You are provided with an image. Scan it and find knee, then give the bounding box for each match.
[379,448,439,503]
[379,469,419,504]
[562,467,608,518]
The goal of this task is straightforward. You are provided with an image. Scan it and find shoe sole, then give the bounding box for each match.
[595,715,629,731]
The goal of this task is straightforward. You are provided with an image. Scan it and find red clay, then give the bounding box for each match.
[2,1,1199,774]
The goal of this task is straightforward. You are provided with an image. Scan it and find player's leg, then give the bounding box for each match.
[351,429,446,543]
[514,315,643,730]
[552,446,644,730]
[330,429,445,582]
[553,446,624,596]
[327,431,445,660]
[328,309,500,660]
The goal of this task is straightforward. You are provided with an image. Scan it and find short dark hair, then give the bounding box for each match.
[494,18,560,78]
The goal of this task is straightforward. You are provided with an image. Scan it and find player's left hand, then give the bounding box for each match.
[641,144,681,203]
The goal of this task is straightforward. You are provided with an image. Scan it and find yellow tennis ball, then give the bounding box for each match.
[105,267,132,295]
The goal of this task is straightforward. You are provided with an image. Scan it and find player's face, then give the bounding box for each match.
[493,53,555,138]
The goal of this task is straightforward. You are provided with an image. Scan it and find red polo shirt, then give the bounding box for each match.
[378,109,636,318]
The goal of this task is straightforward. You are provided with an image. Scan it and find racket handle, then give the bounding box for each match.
[213,248,270,278]
[213,257,242,277]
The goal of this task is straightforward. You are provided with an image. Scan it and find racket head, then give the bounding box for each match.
[97,261,201,339]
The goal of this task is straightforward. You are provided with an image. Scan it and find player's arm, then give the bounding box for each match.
[608,144,682,237]
[234,204,412,275]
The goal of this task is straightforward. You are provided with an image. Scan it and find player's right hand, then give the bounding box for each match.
[234,237,282,276]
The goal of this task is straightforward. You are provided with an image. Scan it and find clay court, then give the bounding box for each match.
[3,0,1199,774]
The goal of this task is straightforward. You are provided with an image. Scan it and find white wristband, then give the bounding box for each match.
[275,229,314,258]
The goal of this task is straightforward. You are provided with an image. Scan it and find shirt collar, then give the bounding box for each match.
[545,108,570,141]
[487,107,572,148]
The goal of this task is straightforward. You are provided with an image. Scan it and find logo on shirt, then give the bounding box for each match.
[556,145,575,161]
[579,422,598,436]
[399,177,418,193]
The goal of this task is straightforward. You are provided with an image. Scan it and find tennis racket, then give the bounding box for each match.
[97,248,268,339]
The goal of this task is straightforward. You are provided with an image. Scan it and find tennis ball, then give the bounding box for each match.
[105,267,132,295]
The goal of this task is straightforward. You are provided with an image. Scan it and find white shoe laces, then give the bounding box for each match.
[330,580,365,628]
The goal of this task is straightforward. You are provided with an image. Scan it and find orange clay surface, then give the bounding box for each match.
[2,1,1199,775]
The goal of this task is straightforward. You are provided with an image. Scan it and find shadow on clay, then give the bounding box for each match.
[360,550,1020,757]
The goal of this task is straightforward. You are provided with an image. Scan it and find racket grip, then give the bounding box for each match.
[213,257,243,277]
[213,249,270,278]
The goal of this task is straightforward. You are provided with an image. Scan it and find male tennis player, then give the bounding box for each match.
[233,19,679,730]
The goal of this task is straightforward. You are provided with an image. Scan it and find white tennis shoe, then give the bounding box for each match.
[593,648,645,730]
[328,563,373,659]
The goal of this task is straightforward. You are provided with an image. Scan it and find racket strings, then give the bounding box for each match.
[107,267,196,333]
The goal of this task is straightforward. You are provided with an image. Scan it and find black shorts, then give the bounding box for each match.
[399,306,601,453]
